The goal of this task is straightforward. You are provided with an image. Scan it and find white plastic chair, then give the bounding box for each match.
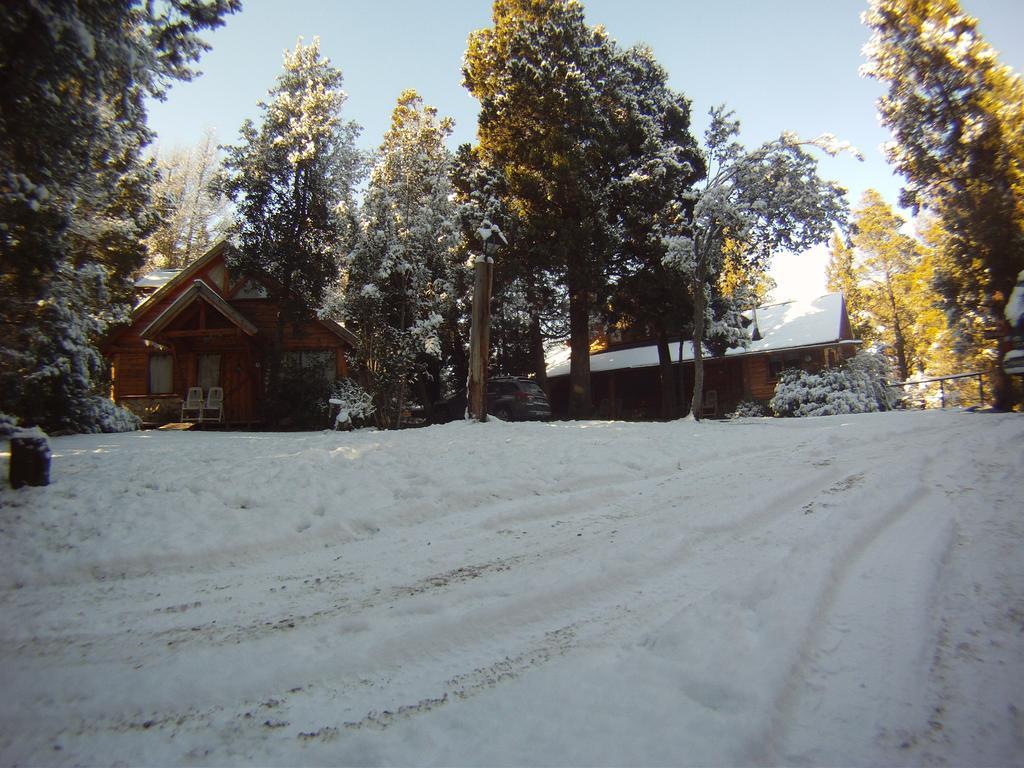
[181,387,203,422]
[202,386,224,423]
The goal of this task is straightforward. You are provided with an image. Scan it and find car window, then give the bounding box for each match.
[519,381,545,396]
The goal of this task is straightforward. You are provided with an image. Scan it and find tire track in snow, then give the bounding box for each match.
[266,454,905,735]
[749,442,960,766]
[1,415,981,761]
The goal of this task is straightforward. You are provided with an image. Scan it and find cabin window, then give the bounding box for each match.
[768,353,801,379]
[235,279,268,299]
[285,349,336,383]
[825,348,840,367]
[149,354,173,394]
[197,354,221,390]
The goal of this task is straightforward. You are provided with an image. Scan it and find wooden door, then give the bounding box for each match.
[221,349,258,425]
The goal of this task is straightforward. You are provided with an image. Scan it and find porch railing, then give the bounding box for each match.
[888,371,987,409]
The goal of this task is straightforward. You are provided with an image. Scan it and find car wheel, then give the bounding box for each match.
[494,407,511,421]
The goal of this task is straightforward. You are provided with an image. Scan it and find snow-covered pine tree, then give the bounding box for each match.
[464,0,631,418]
[466,3,714,418]
[0,0,239,433]
[826,231,872,341]
[341,91,460,429]
[218,38,363,412]
[663,107,849,420]
[603,44,704,418]
[450,143,561,394]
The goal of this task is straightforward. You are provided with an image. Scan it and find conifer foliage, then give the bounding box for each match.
[846,190,929,381]
[340,91,461,428]
[464,0,704,418]
[862,0,1024,406]
[218,38,363,411]
[0,0,238,433]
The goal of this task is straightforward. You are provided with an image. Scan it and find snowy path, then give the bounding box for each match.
[1,410,1022,765]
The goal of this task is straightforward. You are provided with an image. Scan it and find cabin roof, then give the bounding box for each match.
[546,292,857,378]
[134,269,182,292]
[141,279,259,341]
[132,240,232,320]
[123,239,358,348]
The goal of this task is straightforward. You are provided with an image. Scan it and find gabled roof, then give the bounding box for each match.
[140,279,258,341]
[128,238,358,348]
[132,239,233,320]
[546,292,858,378]
[318,317,359,347]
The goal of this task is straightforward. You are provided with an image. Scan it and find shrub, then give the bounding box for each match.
[729,400,767,418]
[770,351,897,417]
[326,378,376,429]
[80,397,142,433]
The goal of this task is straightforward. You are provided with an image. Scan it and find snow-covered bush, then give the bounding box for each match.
[325,378,376,430]
[1,265,138,434]
[729,400,767,419]
[79,397,142,434]
[844,350,900,411]
[770,351,896,417]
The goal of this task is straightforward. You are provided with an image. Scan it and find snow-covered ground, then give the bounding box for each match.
[1,410,1022,766]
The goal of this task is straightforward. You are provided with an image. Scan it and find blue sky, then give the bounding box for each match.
[146,0,1024,302]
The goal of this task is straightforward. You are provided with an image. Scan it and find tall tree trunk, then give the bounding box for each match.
[689,263,707,421]
[656,326,677,419]
[886,281,909,380]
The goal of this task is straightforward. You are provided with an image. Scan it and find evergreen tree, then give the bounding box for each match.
[218,38,363,409]
[603,45,704,419]
[914,214,999,399]
[862,0,1024,407]
[665,107,848,420]
[464,0,703,418]
[0,0,239,432]
[849,190,927,380]
[825,231,872,340]
[465,0,627,418]
[340,91,460,428]
[451,145,563,395]
[144,129,231,271]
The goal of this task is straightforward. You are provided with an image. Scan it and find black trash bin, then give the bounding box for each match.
[9,431,51,488]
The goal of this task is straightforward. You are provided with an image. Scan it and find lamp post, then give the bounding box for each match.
[467,220,507,422]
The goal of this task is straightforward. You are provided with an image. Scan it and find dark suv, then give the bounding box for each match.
[430,376,551,423]
[486,376,551,421]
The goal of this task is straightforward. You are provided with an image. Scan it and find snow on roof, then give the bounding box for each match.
[134,269,182,291]
[546,292,851,378]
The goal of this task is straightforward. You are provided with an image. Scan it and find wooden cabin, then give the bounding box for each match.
[102,240,357,427]
[545,293,860,419]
